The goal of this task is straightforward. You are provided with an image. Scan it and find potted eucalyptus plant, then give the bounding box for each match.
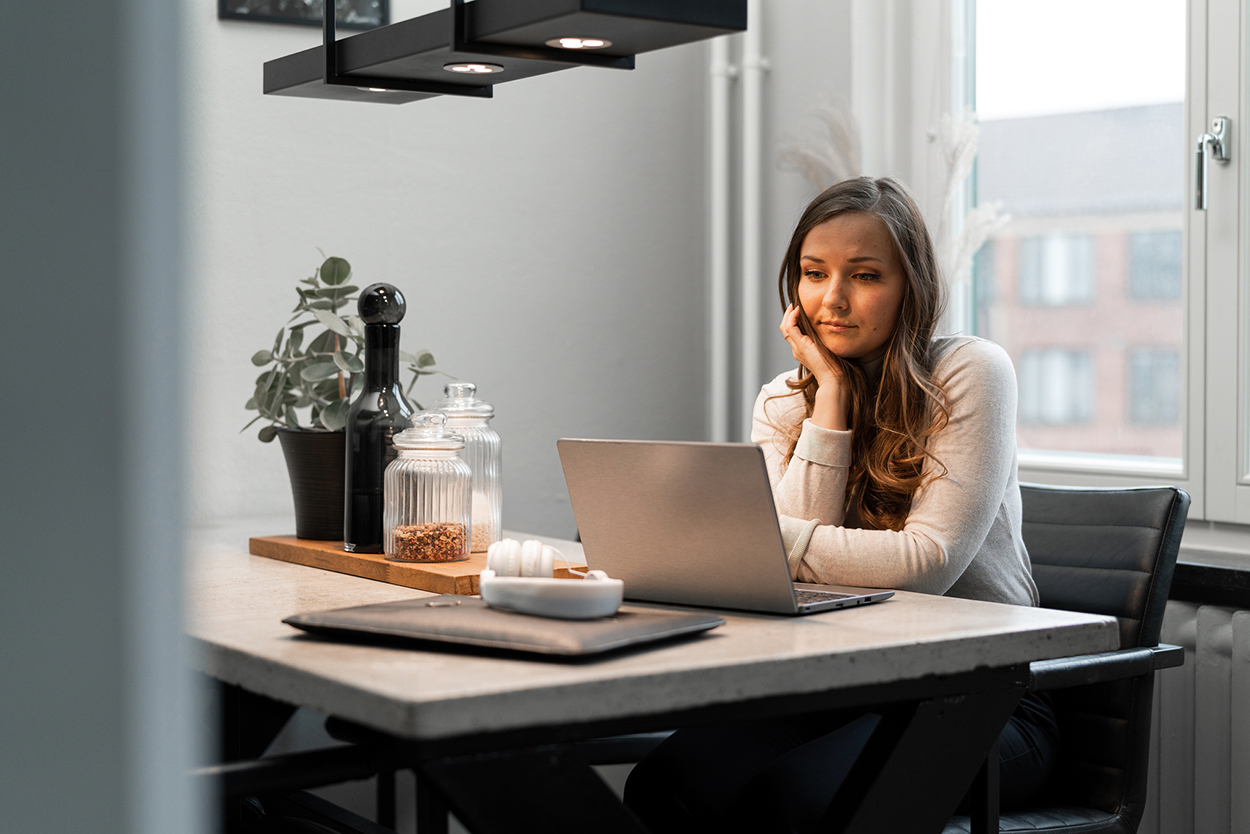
[244,254,445,539]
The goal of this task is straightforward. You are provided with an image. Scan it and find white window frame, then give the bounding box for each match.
[859,0,1250,558]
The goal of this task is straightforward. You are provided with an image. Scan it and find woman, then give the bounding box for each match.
[624,177,1056,834]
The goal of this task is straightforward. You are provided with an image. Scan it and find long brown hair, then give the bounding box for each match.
[770,177,949,531]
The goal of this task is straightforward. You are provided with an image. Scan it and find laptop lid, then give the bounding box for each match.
[557,438,807,614]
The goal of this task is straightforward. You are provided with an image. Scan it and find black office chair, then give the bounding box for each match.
[943,483,1190,834]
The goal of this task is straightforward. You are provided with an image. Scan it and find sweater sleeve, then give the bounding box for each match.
[754,340,1021,594]
[751,377,854,555]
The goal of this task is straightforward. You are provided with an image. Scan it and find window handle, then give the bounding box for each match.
[1196,116,1230,210]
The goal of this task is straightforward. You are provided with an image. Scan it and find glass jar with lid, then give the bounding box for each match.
[383,411,471,563]
[431,382,502,553]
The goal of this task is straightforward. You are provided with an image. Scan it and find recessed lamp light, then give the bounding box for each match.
[546,37,612,50]
[357,87,389,92]
[443,62,504,74]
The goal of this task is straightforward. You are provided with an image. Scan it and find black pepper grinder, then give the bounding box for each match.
[344,283,415,552]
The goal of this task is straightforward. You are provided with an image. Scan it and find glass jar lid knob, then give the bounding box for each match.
[394,410,466,451]
[432,381,494,418]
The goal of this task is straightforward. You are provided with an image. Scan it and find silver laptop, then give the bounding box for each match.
[557,438,894,615]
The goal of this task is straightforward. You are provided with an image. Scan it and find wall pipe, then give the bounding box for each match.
[708,35,734,442]
[740,0,766,439]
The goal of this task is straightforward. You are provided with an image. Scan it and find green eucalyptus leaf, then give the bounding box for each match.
[414,349,436,368]
[254,386,273,418]
[301,362,340,381]
[263,383,287,419]
[245,397,258,410]
[272,327,284,355]
[345,315,366,340]
[251,350,274,366]
[308,329,338,355]
[255,369,278,409]
[309,299,334,310]
[313,377,341,397]
[315,284,359,298]
[258,425,279,443]
[285,405,301,429]
[293,394,312,408]
[333,350,365,374]
[398,350,417,365]
[265,367,287,400]
[320,256,351,286]
[313,309,353,337]
[320,398,350,432]
[289,327,304,353]
[287,357,309,382]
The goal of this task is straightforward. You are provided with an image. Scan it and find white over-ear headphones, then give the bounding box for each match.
[480,538,623,619]
[486,538,555,578]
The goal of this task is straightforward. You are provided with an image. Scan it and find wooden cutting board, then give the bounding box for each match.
[248,536,577,595]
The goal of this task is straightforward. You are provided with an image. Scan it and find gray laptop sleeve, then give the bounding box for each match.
[284,595,724,657]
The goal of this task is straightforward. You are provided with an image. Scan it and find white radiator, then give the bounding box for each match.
[1138,601,1250,834]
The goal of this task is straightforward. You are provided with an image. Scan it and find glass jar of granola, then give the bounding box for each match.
[383,411,471,563]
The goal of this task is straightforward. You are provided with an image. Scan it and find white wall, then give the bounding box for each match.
[756,0,857,391]
[185,4,715,538]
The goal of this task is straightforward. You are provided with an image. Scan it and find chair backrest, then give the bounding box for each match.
[1019,483,1189,824]
[1022,484,1189,650]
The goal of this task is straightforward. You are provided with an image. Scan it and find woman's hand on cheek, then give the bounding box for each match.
[781,305,837,385]
[780,305,851,431]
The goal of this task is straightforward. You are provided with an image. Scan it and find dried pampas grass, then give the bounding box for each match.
[777,103,862,190]
[934,109,1009,297]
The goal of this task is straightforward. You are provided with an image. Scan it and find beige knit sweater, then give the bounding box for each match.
[751,336,1038,607]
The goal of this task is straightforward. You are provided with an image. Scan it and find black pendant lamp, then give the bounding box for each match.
[264,0,747,104]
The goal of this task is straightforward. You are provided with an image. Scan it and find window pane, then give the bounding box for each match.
[1129,230,1182,300]
[1018,349,1093,425]
[973,0,1185,461]
[1129,348,1180,425]
[1017,232,1096,306]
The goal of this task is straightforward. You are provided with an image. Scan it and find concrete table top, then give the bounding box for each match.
[188,518,1120,743]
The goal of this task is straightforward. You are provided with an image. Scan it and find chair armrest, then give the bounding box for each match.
[1029,644,1183,692]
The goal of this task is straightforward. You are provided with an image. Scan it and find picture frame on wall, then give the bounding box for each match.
[218,0,389,31]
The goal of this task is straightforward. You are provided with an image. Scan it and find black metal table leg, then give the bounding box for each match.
[969,738,1000,834]
[416,745,647,834]
[377,768,397,831]
[416,774,450,834]
[219,681,298,762]
[819,676,1023,834]
[218,682,298,833]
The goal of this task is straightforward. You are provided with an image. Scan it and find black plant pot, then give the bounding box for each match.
[277,428,345,541]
